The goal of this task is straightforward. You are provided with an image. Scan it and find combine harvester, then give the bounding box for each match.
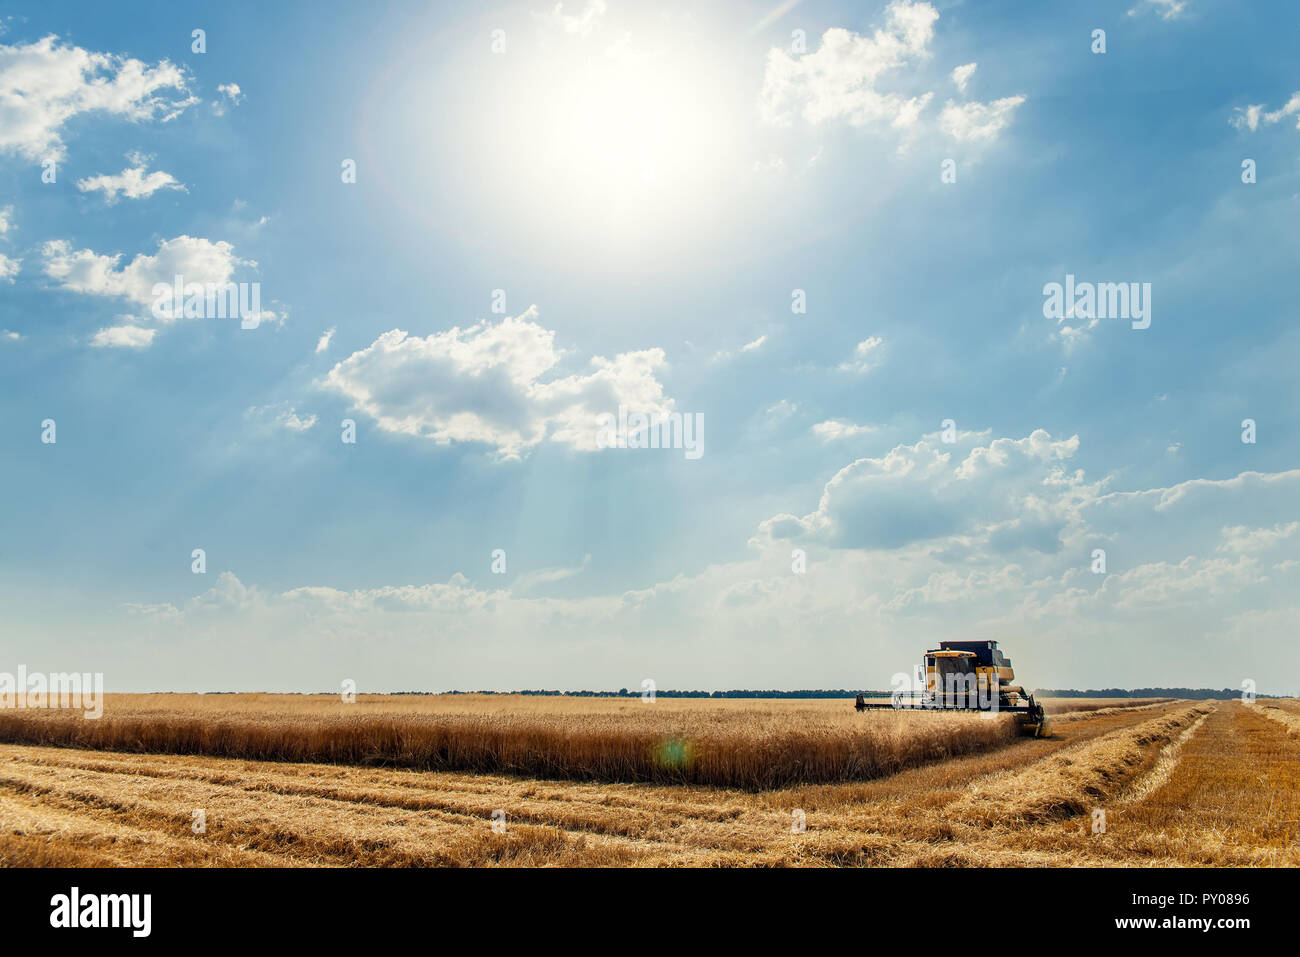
[856,640,1048,737]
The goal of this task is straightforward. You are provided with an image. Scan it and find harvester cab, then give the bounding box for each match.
[859,639,1047,737]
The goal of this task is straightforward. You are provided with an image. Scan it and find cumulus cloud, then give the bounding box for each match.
[77,152,185,203]
[321,307,674,459]
[760,2,938,130]
[42,234,255,320]
[756,429,1085,552]
[1219,522,1299,554]
[90,324,155,349]
[951,62,976,93]
[315,327,335,353]
[938,95,1027,142]
[759,2,1023,144]
[0,204,12,234]
[0,35,194,162]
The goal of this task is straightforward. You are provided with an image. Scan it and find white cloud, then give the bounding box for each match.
[0,204,17,282]
[0,35,194,162]
[1232,93,1300,132]
[321,307,673,459]
[90,324,155,349]
[77,154,185,203]
[1231,104,1264,132]
[838,335,883,372]
[42,234,253,319]
[951,61,976,93]
[1056,313,1099,348]
[760,2,938,130]
[757,428,1085,552]
[246,402,319,433]
[2,329,22,341]
[1127,0,1186,20]
[1218,522,1299,555]
[513,554,592,593]
[759,2,1023,144]
[713,334,769,362]
[938,95,1027,142]
[315,327,335,353]
[211,81,244,116]
[281,409,317,431]
[812,419,876,441]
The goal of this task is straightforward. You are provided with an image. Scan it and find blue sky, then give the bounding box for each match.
[1,0,1297,693]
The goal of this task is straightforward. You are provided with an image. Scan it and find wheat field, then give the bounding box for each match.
[0,695,1295,867]
[0,694,1020,789]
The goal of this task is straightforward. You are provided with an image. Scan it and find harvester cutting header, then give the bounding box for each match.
[855,640,1047,737]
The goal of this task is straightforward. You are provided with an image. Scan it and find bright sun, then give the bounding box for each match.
[461,10,748,256]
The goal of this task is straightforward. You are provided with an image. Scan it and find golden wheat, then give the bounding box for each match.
[0,694,1019,789]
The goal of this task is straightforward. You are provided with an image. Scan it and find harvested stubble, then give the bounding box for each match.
[1259,703,1300,736]
[949,703,1212,826]
[1040,698,1169,715]
[0,697,1020,790]
[1046,700,1174,724]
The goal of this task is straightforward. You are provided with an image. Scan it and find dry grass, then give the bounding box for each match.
[3,697,1293,867]
[0,694,1019,790]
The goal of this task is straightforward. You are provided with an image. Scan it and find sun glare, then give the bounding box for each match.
[464,13,746,255]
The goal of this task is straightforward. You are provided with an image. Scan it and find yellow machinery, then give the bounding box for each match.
[856,640,1047,737]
